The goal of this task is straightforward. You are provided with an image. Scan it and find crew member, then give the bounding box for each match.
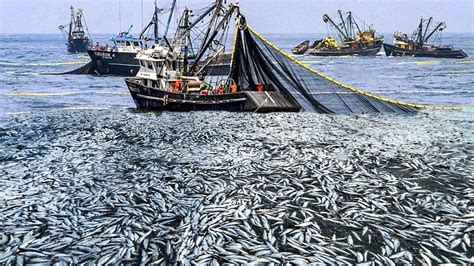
[173,79,182,93]
[257,83,264,93]
[94,42,100,51]
[200,83,211,96]
[217,85,224,94]
[230,83,238,93]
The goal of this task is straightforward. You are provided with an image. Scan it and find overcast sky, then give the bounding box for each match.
[0,0,473,34]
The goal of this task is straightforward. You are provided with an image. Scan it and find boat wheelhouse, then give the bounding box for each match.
[109,30,146,53]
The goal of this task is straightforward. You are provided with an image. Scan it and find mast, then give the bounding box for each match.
[187,4,238,75]
[139,0,160,42]
[75,9,85,32]
[190,3,217,29]
[416,18,424,47]
[183,8,190,72]
[323,14,348,40]
[164,0,177,39]
[118,0,122,32]
[201,0,224,51]
[153,0,159,43]
[421,17,432,46]
[423,22,446,44]
[349,12,362,36]
[68,6,74,39]
[338,10,350,40]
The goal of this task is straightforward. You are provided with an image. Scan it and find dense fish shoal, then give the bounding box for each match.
[0,110,473,264]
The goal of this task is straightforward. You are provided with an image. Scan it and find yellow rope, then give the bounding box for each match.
[246,25,471,111]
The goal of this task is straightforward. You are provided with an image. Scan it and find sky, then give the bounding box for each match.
[0,0,473,35]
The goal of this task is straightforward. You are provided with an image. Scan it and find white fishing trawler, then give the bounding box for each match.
[125,3,301,112]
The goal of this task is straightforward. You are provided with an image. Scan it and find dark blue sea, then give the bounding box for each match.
[0,33,473,264]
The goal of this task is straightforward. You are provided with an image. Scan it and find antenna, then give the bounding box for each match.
[141,0,144,30]
[118,0,122,31]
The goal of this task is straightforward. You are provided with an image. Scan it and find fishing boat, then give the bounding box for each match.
[383,18,468,58]
[307,10,383,56]
[125,1,420,115]
[86,1,171,76]
[87,27,149,76]
[125,4,300,112]
[58,6,92,53]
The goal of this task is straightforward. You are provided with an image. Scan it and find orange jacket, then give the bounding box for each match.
[173,80,182,92]
[230,84,238,93]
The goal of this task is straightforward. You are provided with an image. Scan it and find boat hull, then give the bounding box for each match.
[309,43,382,56]
[125,78,300,112]
[292,40,310,55]
[383,43,468,58]
[68,39,91,53]
[87,50,139,76]
[87,51,233,77]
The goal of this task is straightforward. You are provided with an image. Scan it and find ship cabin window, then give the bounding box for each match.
[126,41,131,46]
[133,42,140,47]
[155,62,163,70]
[147,61,154,70]
[140,60,145,67]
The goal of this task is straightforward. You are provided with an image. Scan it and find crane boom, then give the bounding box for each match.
[323,14,348,40]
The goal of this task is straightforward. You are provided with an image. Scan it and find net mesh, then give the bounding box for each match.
[230,25,418,114]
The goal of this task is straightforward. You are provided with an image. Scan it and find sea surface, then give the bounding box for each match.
[0,33,473,117]
[0,34,473,264]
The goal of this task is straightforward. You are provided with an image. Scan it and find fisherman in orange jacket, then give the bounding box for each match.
[257,83,264,93]
[173,79,182,93]
[230,83,238,93]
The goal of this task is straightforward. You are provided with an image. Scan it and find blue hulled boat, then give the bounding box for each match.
[86,0,168,76]
[87,28,148,76]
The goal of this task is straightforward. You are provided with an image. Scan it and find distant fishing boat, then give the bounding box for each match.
[58,6,92,53]
[305,10,383,56]
[383,17,468,58]
[86,0,171,76]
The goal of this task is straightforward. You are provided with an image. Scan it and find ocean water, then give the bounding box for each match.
[0,33,473,117]
[0,34,473,264]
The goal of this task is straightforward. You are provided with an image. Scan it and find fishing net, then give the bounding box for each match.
[230,25,418,114]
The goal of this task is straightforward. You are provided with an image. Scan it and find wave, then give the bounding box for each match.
[374,90,465,95]
[396,61,440,66]
[4,92,81,97]
[0,61,88,67]
[3,91,129,97]
[63,106,110,110]
[4,71,41,76]
[95,92,129,95]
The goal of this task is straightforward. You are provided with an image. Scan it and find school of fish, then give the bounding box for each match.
[0,110,473,264]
